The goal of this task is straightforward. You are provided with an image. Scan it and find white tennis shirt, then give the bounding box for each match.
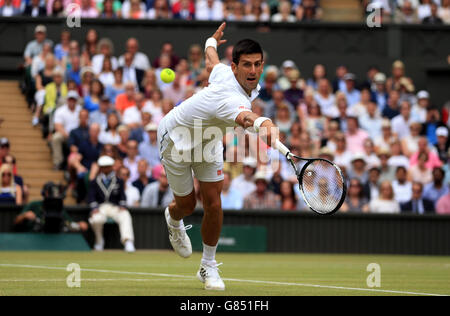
[159,63,260,153]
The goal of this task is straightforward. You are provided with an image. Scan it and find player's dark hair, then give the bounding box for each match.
[232,39,263,65]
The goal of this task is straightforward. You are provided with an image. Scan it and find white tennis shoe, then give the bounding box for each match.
[197,262,225,291]
[165,207,192,258]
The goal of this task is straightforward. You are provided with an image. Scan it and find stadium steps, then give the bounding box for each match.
[321,0,363,22]
[0,80,76,204]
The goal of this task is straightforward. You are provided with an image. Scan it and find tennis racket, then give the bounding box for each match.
[276,140,347,215]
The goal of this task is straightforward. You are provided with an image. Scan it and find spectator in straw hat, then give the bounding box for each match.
[243,170,280,210]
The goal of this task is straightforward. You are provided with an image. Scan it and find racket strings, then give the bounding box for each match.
[300,160,345,214]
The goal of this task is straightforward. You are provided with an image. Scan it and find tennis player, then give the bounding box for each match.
[158,22,282,291]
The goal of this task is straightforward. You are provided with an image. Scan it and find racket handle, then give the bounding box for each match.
[275,139,291,158]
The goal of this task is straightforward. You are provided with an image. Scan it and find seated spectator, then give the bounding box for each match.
[221,171,244,210]
[141,165,173,208]
[392,100,416,140]
[423,167,449,206]
[132,159,155,195]
[68,109,90,153]
[32,53,56,126]
[125,0,147,18]
[378,148,396,182]
[422,107,442,146]
[88,155,135,252]
[98,57,115,88]
[196,0,224,21]
[345,116,369,154]
[244,0,270,22]
[123,139,141,183]
[409,152,433,185]
[295,0,322,21]
[23,25,53,70]
[422,2,443,24]
[36,68,68,132]
[409,137,442,169]
[349,87,372,117]
[436,186,450,214]
[84,79,104,113]
[388,139,410,168]
[80,67,95,97]
[14,182,88,232]
[147,0,172,19]
[395,0,420,23]
[99,112,121,147]
[371,72,388,111]
[123,92,145,131]
[330,92,349,130]
[138,123,160,168]
[363,166,381,201]
[438,0,450,23]
[117,125,131,157]
[80,0,99,18]
[100,0,120,18]
[272,1,296,22]
[152,42,180,70]
[363,138,381,167]
[104,68,125,106]
[341,178,369,213]
[230,157,257,199]
[66,54,82,87]
[53,30,71,62]
[172,0,195,20]
[142,89,164,124]
[382,90,401,120]
[348,154,369,184]
[265,89,295,120]
[435,127,450,163]
[314,78,335,117]
[119,38,150,71]
[23,0,46,17]
[332,132,352,170]
[89,95,112,131]
[0,0,21,16]
[48,0,64,17]
[224,0,245,21]
[0,164,22,205]
[284,69,304,110]
[359,102,383,140]
[117,166,140,207]
[115,81,137,115]
[401,181,435,214]
[392,166,413,204]
[401,121,422,157]
[2,154,28,203]
[280,180,298,211]
[412,90,430,123]
[342,73,360,107]
[243,171,280,210]
[373,120,394,153]
[369,181,401,213]
[51,91,82,170]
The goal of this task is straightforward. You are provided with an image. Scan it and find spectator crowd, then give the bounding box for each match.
[0,21,449,217]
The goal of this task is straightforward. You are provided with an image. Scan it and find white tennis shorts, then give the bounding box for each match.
[158,129,224,197]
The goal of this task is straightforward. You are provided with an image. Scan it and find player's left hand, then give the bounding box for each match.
[211,22,227,47]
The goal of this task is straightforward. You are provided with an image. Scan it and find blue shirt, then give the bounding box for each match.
[221,189,244,210]
[84,95,100,112]
[423,183,449,207]
[138,141,161,168]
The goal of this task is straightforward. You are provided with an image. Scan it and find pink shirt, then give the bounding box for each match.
[409,151,442,169]
[436,194,450,214]
[345,129,369,154]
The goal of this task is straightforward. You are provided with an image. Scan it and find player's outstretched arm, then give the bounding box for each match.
[205,22,227,73]
[235,111,277,146]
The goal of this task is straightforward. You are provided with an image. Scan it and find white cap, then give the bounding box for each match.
[243,156,257,168]
[282,60,296,69]
[374,72,386,83]
[145,123,158,132]
[436,126,448,137]
[351,152,367,163]
[35,25,46,33]
[417,90,430,99]
[97,155,115,167]
[67,90,79,100]
[254,170,267,182]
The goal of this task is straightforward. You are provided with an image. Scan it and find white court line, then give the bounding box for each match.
[0,263,447,296]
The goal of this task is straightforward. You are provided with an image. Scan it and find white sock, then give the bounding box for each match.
[201,242,217,266]
[168,210,182,227]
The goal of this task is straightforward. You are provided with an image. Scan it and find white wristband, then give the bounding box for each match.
[253,117,271,133]
[205,37,217,52]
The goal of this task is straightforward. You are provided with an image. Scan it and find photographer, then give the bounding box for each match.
[14,182,88,233]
